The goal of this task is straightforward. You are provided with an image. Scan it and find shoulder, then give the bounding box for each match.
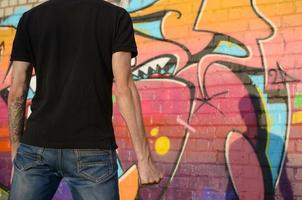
[18,1,53,23]
[95,0,130,26]
[23,1,53,16]
[97,0,129,16]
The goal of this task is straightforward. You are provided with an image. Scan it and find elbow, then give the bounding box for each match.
[115,79,140,101]
[115,85,132,98]
[115,79,135,95]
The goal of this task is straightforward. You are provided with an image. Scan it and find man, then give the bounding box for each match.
[7,0,163,199]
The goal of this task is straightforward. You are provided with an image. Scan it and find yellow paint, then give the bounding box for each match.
[155,136,170,155]
[293,111,302,124]
[268,114,273,133]
[0,187,9,200]
[150,127,159,137]
[223,41,238,48]
[255,87,272,169]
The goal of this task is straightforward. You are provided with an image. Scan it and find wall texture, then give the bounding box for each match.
[1,0,302,199]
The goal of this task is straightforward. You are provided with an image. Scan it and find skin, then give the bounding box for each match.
[8,60,33,183]
[112,51,163,185]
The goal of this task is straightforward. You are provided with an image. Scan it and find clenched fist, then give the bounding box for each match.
[137,156,163,185]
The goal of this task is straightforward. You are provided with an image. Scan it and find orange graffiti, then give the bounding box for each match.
[0,26,15,90]
[118,165,139,200]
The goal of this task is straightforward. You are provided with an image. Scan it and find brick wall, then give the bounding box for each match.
[1,0,302,200]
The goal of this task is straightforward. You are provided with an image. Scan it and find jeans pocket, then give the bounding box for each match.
[13,143,44,171]
[75,149,117,184]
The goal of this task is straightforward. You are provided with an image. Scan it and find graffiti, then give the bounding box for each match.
[295,94,302,108]
[0,0,302,199]
[268,63,300,85]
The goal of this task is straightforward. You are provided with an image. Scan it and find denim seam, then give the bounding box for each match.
[13,145,44,172]
[57,149,64,176]
[74,149,80,179]
[37,147,44,163]
[74,149,116,183]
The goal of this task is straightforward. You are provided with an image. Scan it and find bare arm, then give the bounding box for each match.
[112,52,150,160]
[112,52,163,184]
[8,61,33,161]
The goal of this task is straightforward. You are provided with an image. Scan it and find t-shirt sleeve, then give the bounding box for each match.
[111,9,138,58]
[10,13,33,63]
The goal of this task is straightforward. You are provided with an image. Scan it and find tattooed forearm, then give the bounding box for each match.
[8,62,32,148]
[8,92,27,144]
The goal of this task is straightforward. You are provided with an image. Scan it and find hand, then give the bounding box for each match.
[137,156,163,185]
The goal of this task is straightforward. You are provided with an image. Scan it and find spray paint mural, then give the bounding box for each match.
[1,0,302,199]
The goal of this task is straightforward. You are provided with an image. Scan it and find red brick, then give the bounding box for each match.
[165,188,197,200]
[241,178,265,193]
[282,14,302,27]
[168,138,185,151]
[256,0,290,5]
[187,139,212,151]
[297,140,302,152]
[261,42,285,56]
[295,168,302,180]
[213,139,225,151]
[241,165,263,179]
[183,151,217,163]
[177,163,195,176]
[190,126,216,139]
[192,164,227,177]
[208,177,221,189]
[116,149,136,162]
[167,176,191,189]
[285,41,302,54]
[221,1,250,8]
[216,152,226,164]
[287,140,296,153]
[292,182,302,195]
[287,153,302,167]
[201,10,229,23]
[296,0,302,13]
[289,126,302,139]
[228,7,254,20]
[281,28,302,43]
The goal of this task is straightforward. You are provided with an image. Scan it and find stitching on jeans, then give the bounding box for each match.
[75,149,116,183]
[37,147,45,163]
[19,143,44,163]
[14,152,39,171]
[95,150,114,183]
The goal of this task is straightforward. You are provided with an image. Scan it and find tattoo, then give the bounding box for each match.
[8,66,32,145]
[8,93,27,144]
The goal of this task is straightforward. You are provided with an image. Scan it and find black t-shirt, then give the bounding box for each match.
[10,0,137,149]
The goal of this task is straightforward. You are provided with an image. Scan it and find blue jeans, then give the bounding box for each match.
[8,143,119,200]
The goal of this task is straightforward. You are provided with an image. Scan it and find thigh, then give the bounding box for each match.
[8,143,62,200]
[66,148,119,200]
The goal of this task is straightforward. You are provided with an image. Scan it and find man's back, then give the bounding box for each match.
[8,2,162,198]
[10,0,137,149]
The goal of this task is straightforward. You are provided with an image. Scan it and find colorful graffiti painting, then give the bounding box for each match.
[0,0,302,199]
